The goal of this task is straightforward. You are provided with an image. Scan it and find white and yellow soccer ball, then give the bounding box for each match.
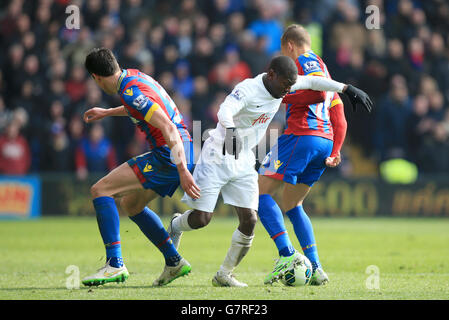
[281,255,313,287]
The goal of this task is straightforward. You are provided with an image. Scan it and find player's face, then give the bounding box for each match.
[271,72,297,99]
[91,74,115,95]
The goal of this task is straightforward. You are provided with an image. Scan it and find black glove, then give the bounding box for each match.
[343,84,373,113]
[223,127,242,159]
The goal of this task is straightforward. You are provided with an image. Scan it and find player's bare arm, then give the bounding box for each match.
[148,107,201,200]
[83,106,127,123]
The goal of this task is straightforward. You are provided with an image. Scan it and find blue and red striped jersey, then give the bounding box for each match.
[282,50,342,140]
[117,69,191,149]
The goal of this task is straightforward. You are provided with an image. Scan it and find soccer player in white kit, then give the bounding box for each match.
[168,56,373,286]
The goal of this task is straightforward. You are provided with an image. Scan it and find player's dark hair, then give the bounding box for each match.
[269,55,298,79]
[85,47,120,77]
[281,24,311,47]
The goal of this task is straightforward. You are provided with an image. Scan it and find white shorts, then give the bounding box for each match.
[182,140,259,212]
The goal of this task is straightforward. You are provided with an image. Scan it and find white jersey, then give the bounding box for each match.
[205,73,282,163]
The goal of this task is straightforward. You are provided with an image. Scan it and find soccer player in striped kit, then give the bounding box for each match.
[81,48,200,287]
[258,25,372,285]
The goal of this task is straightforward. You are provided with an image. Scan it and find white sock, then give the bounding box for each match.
[171,209,194,233]
[219,229,254,274]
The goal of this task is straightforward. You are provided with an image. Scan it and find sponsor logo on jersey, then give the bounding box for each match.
[252,113,270,126]
[133,94,149,110]
[143,164,153,172]
[124,88,133,96]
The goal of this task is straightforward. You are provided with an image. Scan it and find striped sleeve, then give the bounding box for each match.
[121,84,161,123]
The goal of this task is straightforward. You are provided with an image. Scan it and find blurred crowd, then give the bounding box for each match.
[0,0,448,178]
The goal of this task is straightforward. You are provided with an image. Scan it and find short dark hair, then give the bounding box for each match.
[85,47,120,76]
[281,24,311,47]
[269,55,298,79]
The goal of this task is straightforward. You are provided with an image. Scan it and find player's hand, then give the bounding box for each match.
[343,84,373,113]
[325,154,341,168]
[222,127,242,159]
[179,169,201,200]
[83,107,107,123]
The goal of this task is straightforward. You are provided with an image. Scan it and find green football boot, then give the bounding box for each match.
[264,251,303,285]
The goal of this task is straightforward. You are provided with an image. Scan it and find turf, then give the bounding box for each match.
[1,216,448,300]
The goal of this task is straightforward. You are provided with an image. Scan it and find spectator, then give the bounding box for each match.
[75,123,117,180]
[248,2,283,55]
[65,65,88,104]
[0,120,31,175]
[0,0,448,178]
[173,60,194,98]
[375,75,412,160]
[190,76,213,125]
[222,45,252,87]
[188,37,215,77]
[239,31,271,75]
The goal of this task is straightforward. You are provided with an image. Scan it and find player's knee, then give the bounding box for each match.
[199,211,213,227]
[245,211,258,227]
[193,210,212,228]
[120,197,144,216]
[90,182,104,199]
[240,210,258,228]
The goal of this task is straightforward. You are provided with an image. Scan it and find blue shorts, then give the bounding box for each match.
[258,135,333,186]
[127,142,194,197]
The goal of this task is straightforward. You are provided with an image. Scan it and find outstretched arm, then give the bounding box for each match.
[291,76,373,113]
[84,106,127,123]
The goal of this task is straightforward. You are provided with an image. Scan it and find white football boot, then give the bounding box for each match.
[310,267,329,286]
[152,258,192,286]
[82,261,129,286]
[212,270,248,287]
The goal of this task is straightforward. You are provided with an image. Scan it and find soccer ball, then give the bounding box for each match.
[281,255,313,287]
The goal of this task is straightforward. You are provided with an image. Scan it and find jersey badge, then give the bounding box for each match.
[133,94,149,110]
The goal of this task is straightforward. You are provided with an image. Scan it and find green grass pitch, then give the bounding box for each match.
[1,216,448,300]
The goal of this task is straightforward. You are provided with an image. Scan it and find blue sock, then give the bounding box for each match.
[130,207,181,266]
[258,194,295,257]
[93,196,123,268]
[286,205,321,270]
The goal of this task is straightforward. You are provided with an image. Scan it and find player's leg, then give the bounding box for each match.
[258,175,306,284]
[213,206,257,287]
[121,189,182,266]
[83,162,144,286]
[282,183,320,267]
[258,135,311,284]
[120,190,192,286]
[168,161,224,249]
[282,136,333,285]
[125,147,197,286]
[210,168,258,287]
[258,175,296,258]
